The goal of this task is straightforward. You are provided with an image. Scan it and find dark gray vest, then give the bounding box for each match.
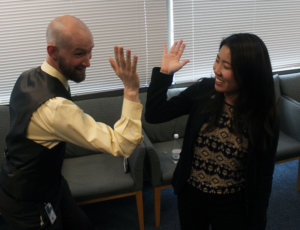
[0,67,71,201]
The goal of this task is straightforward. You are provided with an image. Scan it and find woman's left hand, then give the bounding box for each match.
[160,40,190,75]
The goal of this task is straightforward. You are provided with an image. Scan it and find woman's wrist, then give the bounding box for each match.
[160,67,172,75]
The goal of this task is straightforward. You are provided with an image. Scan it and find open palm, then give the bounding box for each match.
[109,46,139,91]
[160,40,190,75]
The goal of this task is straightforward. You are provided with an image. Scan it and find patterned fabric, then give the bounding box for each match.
[188,103,248,195]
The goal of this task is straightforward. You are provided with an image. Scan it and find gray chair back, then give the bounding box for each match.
[0,105,10,170]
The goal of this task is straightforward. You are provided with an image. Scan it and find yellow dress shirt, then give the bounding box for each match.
[26,61,143,158]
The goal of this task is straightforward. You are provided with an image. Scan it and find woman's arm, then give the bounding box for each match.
[145,67,195,123]
[145,41,192,123]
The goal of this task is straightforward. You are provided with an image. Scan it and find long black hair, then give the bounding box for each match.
[205,33,277,152]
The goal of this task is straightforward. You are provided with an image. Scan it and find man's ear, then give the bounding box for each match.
[47,44,59,61]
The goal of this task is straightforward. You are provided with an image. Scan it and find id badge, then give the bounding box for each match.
[44,202,57,224]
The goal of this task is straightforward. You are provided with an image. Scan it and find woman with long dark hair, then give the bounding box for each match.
[145,33,279,230]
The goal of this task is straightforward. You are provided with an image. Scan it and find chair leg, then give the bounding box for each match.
[297,159,300,192]
[136,191,144,230]
[154,187,161,228]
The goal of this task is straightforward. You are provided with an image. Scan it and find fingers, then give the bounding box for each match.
[169,41,178,54]
[178,43,186,59]
[110,46,138,75]
[114,46,120,67]
[169,40,185,57]
[163,44,168,54]
[126,49,131,72]
[112,46,128,69]
[119,47,126,69]
[108,57,117,73]
[132,55,138,74]
[174,40,183,54]
[180,59,190,68]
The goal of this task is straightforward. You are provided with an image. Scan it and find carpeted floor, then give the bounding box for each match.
[0,160,299,230]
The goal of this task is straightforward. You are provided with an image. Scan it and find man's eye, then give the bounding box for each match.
[75,53,84,57]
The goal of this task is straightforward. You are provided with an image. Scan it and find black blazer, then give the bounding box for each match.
[145,67,279,230]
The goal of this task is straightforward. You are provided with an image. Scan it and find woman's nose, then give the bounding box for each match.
[213,62,221,75]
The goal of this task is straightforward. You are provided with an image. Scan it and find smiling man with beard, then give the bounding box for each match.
[48,15,94,83]
[0,15,143,230]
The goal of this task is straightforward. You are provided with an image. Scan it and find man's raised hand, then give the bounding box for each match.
[109,46,140,102]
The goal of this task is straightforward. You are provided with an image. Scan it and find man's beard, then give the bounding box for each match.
[58,57,86,83]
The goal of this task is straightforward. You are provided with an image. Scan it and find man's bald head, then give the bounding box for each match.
[45,15,94,82]
[46,15,92,48]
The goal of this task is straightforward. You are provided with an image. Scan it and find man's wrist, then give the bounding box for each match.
[124,88,140,102]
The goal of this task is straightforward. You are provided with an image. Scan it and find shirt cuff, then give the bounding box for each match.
[122,98,143,120]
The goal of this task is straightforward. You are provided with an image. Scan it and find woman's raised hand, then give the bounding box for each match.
[160,40,190,75]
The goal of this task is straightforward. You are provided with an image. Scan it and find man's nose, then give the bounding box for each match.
[83,54,92,67]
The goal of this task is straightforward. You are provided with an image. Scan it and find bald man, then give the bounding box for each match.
[0,15,143,229]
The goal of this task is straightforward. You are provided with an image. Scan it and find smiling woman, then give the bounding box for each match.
[213,45,238,106]
[145,33,279,230]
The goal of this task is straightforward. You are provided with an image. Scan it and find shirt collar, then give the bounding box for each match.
[41,61,69,91]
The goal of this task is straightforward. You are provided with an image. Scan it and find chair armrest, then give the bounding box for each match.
[278,96,300,142]
[127,143,146,190]
[142,130,162,187]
